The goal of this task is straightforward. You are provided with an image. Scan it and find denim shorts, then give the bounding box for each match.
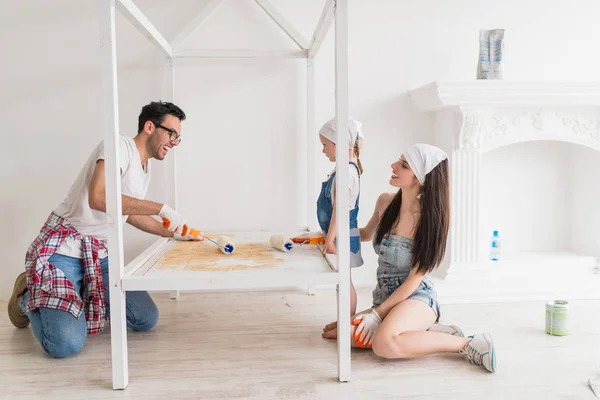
[371,235,440,321]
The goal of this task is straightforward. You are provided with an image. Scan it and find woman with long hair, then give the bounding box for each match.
[322,143,496,373]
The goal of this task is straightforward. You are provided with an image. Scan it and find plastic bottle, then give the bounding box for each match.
[490,230,501,261]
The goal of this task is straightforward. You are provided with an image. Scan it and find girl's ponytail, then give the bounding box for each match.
[354,139,364,175]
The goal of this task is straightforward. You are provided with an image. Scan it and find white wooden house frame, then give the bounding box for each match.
[98,0,353,390]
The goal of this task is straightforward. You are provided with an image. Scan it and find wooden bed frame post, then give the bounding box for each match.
[164,55,180,301]
[99,0,129,390]
[333,0,351,383]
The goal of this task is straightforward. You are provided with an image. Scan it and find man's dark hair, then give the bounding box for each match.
[137,101,186,133]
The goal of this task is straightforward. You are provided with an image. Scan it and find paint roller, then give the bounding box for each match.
[269,235,294,252]
[162,217,235,254]
[269,233,326,252]
[290,232,325,245]
[188,229,235,255]
[214,235,235,255]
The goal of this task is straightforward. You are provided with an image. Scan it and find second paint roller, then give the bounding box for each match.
[269,235,294,252]
[270,233,326,252]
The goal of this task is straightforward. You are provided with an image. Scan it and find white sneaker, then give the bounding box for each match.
[428,322,465,337]
[459,333,497,373]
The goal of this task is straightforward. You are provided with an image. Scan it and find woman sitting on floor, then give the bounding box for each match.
[322,143,496,373]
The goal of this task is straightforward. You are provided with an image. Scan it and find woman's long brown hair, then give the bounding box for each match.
[374,159,449,274]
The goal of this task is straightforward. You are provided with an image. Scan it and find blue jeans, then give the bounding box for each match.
[20,254,159,358]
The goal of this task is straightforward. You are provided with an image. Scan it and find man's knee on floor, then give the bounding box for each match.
[42,325,86,358]
[129,302,159,332]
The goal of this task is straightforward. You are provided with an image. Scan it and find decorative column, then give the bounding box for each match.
[450,149,481,266]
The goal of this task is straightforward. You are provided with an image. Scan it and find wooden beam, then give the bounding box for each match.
[333,0,351,383]
[116,0,173,57]
[174,49,307,58]
[306,58,317,231]
[99,0,129,390]
[171,0,225,49]
[254,0,308,50]
[124,238,170,277]
[164,57,179,302]
[308,0,335,58]
[121,268,338,291]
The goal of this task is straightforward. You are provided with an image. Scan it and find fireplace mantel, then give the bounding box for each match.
[408,81,600,278]
[409,81,600,110]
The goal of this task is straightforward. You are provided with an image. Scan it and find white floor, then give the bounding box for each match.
[1,287,599,399]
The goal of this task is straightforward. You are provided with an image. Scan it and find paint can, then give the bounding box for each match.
[545,300,569,336]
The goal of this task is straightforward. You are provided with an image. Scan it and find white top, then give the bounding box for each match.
[54,135,151,259]
[328,163,360,211]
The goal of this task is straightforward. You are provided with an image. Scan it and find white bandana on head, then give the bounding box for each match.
[318,116,364,149]
[403,143,448,185]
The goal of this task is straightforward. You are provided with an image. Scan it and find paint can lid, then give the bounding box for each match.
[546,300,569,309]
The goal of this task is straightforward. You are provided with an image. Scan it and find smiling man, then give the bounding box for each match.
[7,101,196,358]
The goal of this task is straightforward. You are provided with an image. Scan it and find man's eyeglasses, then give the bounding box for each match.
[155,123,181,145]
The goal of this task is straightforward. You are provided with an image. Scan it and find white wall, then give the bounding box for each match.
[572,145,600,257]
[2,0,600,299]
[480,141,573,255]
[480,140,600,260]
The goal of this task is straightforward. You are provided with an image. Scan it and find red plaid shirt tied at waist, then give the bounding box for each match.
[24,212,107,334]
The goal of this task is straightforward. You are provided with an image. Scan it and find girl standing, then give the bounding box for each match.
[317,117,364,316]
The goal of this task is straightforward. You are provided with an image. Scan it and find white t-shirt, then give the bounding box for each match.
[328,164,360,211]
[54,135,151,258]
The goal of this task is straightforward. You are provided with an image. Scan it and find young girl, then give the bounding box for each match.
[317,116,364,316]
[323,143,497,373]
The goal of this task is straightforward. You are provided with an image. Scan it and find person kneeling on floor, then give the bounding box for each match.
[7,101,199,358]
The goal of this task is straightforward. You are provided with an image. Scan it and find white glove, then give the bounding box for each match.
[173,231,201,241]
[159,205,187,234]
[352,309,382,347]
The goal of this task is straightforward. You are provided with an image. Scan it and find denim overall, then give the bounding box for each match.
[371,235,440,321]
[316,162,363,268]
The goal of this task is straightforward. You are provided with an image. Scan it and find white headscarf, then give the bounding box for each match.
[318,116,364,149]
[403,143,448,185]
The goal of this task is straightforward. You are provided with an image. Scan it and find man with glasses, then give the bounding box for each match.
[7,101,196,358]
